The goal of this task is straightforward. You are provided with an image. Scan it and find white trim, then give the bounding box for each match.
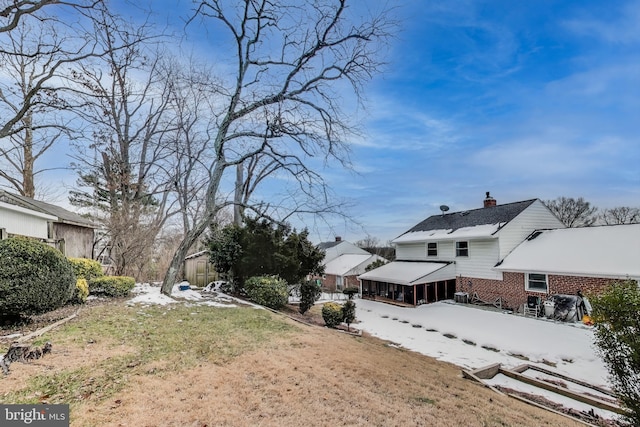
[526,272,548,293]
[0,200,57,220]
[455,241,469,257]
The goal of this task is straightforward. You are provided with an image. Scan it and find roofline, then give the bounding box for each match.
[494,267,640,280]
[0,200,58,220]
[396,198,538,239]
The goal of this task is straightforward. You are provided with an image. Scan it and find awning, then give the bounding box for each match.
[358,261,455,286]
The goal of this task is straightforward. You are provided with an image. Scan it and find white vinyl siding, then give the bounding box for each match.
[0,202,55,239]
[395,242,426,260]
[497,200,565,259]
[455,239,502,280]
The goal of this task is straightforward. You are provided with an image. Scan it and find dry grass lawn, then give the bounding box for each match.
[1,302,582,427]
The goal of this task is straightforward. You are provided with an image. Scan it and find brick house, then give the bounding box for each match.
[494,224,640,307]
[359,193,565,307]
[317,237,386,291]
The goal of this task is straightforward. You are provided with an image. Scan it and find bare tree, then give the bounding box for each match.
[160,0,393,295]
[544,196,598,227]
[68,10,178,277]
[1,0,56,33]
[600,206,640,225]
[0,19,76,196]
[1,1,101,33]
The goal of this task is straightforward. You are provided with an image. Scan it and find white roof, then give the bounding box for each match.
[324,254,378,276]
[496,224,640,279]
[322,241,370,263]
[358,261,455,286]
[393,223,504,244]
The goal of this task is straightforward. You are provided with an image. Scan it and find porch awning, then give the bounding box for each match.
[358,261,455,286]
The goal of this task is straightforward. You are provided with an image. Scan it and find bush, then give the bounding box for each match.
[0,238,75,316]
[244,275,289,310]
[322,302,343,328]
[299,280,322,314]
[342,300,356,331]
[343,287,359,299]
[71,278,89,304]
[68,257,104,281]
[590,280,640,425]
[89,276,135,297]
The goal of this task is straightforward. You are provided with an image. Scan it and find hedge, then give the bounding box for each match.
[89,276,135,297]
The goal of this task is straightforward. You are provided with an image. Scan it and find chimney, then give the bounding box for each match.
[335,236,342,242]
[483,191,496,208]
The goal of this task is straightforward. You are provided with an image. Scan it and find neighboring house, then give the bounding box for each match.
[494,224,640,305]
[317,237,386,291]
[183,250,219,287]
[0,190,96,258]
[0,198,57,240]
[318,236,371,263]
[359,193,565,307]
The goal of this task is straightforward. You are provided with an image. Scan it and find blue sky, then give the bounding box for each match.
[39,0,640,243]
[323,0,640,243]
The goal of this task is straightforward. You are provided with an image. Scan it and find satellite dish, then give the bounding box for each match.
[439,205,449,212]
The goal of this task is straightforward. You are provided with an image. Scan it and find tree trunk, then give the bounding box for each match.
[22,112,35,198]
[233,162,243,226]
[160,214,213,295]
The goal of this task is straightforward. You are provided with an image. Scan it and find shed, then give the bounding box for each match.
[184,251,219,287]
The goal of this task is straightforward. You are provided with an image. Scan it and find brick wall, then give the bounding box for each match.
[319,274,359,291]
[457,273,624,312]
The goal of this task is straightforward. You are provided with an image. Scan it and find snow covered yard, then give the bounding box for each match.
[354,298,609,389]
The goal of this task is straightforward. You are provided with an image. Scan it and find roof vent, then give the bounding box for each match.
[527,231,543,241]
[439,205,449,216]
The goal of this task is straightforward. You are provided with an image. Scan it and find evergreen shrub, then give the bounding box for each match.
[68,257,104,281]
[0,238,75,316]
[299,280,322,314]
[244,275,289,310]
[72,278,89,304]
[89,276,135,297]
[322,302,343,328]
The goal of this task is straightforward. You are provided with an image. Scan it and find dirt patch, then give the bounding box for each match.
[71,319,579,427]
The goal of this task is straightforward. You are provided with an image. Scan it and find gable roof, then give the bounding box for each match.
[0,190,95,229]
[495,224,640,279]
[318,240,342,250]
[394,199,537,243]
[324,253,379,276]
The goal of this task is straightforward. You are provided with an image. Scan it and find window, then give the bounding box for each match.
[455,241,468,257]
[527,273,548,292]
[427,242,437,257]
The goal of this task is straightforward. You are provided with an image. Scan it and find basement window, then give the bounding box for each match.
[526,273,548,292]
[455,241,468,257]
[427,242,437,257]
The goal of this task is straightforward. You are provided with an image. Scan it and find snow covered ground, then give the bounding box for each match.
[354,298,608,388]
